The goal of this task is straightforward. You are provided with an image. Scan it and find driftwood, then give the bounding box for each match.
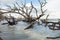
[0,37,3,40]
[49,27,60,30]
[46,37,60,39]
[45,21,60,30]
[42,14,60,30]
[24,21,35,30]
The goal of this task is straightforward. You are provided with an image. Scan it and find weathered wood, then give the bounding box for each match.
[45,21,60,30]
[0,37,3,40]
[24,22,35,30]
[46,37,60,39]
[49,27,60,30]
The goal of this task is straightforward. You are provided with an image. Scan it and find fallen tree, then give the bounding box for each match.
[0,0,47,29]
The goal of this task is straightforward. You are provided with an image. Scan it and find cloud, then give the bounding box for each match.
[41,0,60,19]
[26,0,60,18]
[46,0,60,13]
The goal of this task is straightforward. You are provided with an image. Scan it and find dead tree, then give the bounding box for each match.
[38,0,47,14]
[0,0,47,29]
[0,0,46,23]
[24,0,47,30]
[10,1,38,23]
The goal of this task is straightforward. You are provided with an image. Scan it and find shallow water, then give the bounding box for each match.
[0,25,42,40]
[0,21,60,40]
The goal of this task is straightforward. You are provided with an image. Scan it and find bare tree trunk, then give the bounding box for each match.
[24,21,35,30]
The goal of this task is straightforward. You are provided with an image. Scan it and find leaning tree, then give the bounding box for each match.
[0,0,47,29]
